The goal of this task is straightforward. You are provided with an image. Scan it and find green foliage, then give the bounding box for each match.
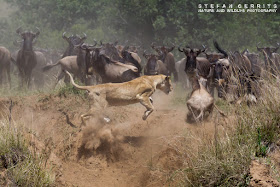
[0,119,54,186]
[57,83,87,98]
[0,0,278,52]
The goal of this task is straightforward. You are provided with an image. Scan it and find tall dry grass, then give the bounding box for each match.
[165,69,280,186]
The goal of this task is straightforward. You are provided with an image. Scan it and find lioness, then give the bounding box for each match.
[65,71,172,123]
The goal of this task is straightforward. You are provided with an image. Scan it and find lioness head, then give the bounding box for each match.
[157,76,173,94]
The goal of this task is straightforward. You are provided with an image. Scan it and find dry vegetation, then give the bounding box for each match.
[0,75,279,186]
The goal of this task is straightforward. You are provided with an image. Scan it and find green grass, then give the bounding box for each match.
[56,83,87,98]
[0,119,54,186]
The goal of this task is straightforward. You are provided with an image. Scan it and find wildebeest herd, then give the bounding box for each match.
[0,27,279,123]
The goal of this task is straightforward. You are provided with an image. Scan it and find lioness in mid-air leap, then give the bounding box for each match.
[65,71,172,123]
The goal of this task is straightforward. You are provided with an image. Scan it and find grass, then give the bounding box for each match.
[164,76,280,186]
[0,118,54,186]
[56,83,87,98]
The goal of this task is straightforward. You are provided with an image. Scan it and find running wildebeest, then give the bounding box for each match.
[62,32,87,58]
[143,51,168,76]
[151,43,178,82]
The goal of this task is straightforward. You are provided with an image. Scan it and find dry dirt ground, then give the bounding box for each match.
[0,88,279,186]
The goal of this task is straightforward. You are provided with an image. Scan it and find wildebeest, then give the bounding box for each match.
[12,48,49,89]
[207,41,231,98]
[178,45,211,90]
[62,32,87,58]
[82,45,140,83]
[42,43,94,88]
[0,46,13,88]
[257,43,280,75]
[143,51,168,76]
[100,42,142,75]
[151,43,178,82]
[229,47,264,102]
[15,27,40,88]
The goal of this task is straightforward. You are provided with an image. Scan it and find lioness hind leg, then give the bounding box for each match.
[140,97,154,120]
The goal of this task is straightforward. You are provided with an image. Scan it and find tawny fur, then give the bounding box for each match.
[65,71,173,124]
[187,79,214,122]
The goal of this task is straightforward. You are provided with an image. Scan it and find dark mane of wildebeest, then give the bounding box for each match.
[178,45,211,90]
[151,43,178,82]
[61,32,87,58]
[81,44,139,83]
[100,42,142,76]
[15,27,40,88]
[257,43,280,75]
[206,41,231,98]
[143,51,168,76]
[0,46,13,88]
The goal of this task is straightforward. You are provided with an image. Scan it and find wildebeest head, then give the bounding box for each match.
[16,27,40,52]
[80,43,100,75]
[143,51,161,75]
[121,46,142,74]
[101,42,122,61]
[151,43,174,61]
[62,32,87,57]
[257,43,279,58]
[63,32,87,47]
[178,46,205,73]
[205,52,224,63]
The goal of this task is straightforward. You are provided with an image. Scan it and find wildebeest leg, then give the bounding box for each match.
[64,73,70,84]
[140,96,154,120]
[186,103,197,123]
[6,65,11,89]
[0,67,3,87]
[173,70,178,82]
[54,70,65,89]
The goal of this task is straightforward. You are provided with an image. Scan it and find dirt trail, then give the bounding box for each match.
[0,90,278,186]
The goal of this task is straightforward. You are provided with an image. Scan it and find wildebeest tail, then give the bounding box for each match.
[65,70,91,91]
[214,41,228,58]
[42,60,60,71]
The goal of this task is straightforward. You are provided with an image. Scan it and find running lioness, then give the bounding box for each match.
[65,71,172,123]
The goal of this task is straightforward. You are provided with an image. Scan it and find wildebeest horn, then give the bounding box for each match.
[143,50,150,59]
[114,41,118,46]
[272,46,279,53]
[201,45,207,52]
[16,27,23,35]
[100,40,103,45]
[62,32,68,40]
[13,40,22,46]
[81,33,87,40]
[93,39,97,47]
[168,44,175,52]
[207,66,214,78]
[178,46,184,52]
[34,27,40,37]
[151,42,155,49]
[256,42,263,51]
